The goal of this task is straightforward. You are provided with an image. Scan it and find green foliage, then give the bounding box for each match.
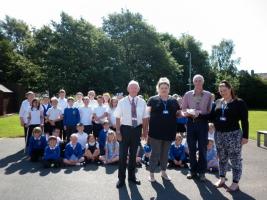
[0,10,266,108]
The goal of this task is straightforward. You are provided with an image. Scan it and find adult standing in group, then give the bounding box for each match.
[147,77,180,182]
[19,91,35,146]
[182,74,212,181]
[210,80,248,192]
[115,80,149,188]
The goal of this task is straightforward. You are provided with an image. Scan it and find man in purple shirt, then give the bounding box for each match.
[182,74,212,181]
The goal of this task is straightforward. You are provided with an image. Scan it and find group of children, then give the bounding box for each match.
[25,90,219,172]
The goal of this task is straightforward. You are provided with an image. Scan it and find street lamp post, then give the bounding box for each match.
[186,51,192,90]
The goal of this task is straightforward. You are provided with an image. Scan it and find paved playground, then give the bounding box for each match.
[0,138,266,200]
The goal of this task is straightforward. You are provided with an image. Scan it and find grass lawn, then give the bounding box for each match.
[248,110,267,141]
[0,111,266,140]
[0,114,24,138]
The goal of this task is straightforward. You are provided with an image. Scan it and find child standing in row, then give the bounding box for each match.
[98,120,110,155]
[27,98,44,146]
[76,123,88,152]
[79,96,93,134]
[92,95,108,138]
[63,97,80,141]
[47,97,63,135]
[42,95,51,136]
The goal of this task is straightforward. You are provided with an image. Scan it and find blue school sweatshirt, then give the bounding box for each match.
[64,142,83,159]
[28,136,47,156]
[44,145,61,160]
[98,129,108,150]
[168,142,186,161]
[63,107,80,126]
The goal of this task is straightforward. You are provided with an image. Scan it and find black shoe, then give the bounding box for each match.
[187,171,197,179]
[128,178,141,185]
[116,180,125,188]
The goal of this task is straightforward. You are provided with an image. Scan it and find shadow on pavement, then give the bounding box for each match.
[150,179,190,200]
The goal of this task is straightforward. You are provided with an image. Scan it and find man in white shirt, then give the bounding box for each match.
[79,96,93,134]
[19,91,35,143]
[115,80,149,188]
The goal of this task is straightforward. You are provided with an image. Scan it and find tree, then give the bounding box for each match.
[102,9,182,95]
[160,33,215,94]
[210,39,240,90]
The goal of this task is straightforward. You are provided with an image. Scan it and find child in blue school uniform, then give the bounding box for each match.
[63,134,85,166]
[98,120,110,155]
[141,143,152,167]
[28,127,47,162]
[43,136,61,168]
[63,97,80,142]
[207,138,219,172]
[42,95,52,136]
[168,133,188,168]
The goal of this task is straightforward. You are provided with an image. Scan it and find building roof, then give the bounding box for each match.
[0,84,13,93]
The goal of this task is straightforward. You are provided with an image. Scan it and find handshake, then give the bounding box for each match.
[183,109,201,118]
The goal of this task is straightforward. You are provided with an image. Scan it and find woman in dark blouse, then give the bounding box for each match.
[210,80,249,192]
[147,77,180,182]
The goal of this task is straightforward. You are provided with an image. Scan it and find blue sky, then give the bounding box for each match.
[1,0,266,73]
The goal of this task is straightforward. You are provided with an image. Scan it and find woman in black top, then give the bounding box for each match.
[210,80,249,192]
[147,77,180,182]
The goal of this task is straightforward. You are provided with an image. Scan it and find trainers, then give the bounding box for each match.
[161,171,171,181]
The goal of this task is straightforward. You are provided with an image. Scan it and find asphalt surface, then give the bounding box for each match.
[0,138,266,200]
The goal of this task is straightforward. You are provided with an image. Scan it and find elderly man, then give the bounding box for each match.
[182,74,212,181]
[115,80,149,188]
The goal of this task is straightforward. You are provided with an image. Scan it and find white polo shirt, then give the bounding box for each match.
[77,132,88,150]
[79,106,93,126]
[47,107,62,121]
[89,99,98,108]
[19,99,31,124]
[93,105,108,124]
[28,107,43,125]
[108,107,116,126]
[114,96,149,126]
[74,100,84,108]
[58,98,68,113]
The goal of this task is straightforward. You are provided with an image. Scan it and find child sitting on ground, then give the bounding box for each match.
[28,127,47,162]
[168,133,187,168]
[63,134,85,166]
[99,130,119,164]
[141,143,151,167]
[43,136,61,168]
[84,134,100,164]
[207,138,219,172]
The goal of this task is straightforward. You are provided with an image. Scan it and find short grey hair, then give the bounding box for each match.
[193,74,204,83]
[128,80,140,88]
[156,77,170,93]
